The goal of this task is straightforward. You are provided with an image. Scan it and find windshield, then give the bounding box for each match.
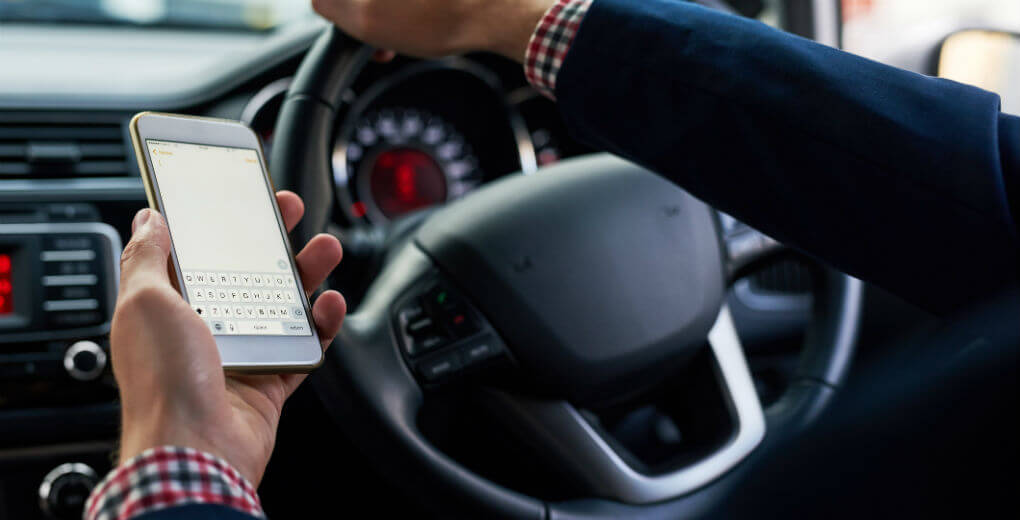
[0,0,311,30]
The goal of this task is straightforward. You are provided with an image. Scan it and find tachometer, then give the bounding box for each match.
[334,108,482,223]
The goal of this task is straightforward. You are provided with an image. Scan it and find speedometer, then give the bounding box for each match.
[334,108,482,223]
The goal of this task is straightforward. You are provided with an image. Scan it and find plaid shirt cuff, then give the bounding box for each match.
[85,446,264,520]
[524,0,593,99]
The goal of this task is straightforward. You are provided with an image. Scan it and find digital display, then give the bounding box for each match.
[0,253,12,315]
[146,140,311,337]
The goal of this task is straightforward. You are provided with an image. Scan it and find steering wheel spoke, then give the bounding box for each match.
[719,213,787,282]
[478,307,765,505]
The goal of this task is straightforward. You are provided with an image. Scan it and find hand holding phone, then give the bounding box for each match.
[130,112,325,371]
[112,194,346,486]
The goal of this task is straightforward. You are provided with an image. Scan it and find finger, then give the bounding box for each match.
[311,290,346,350]
[280,289,346,396]
[295,233,343,296]
[373,49,396,62]
[276,190,305,232]
[119,209,173,293]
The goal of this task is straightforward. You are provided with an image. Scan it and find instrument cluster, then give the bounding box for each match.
[245,55,591,227]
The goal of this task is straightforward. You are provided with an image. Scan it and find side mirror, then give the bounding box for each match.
[938,29,1020,114]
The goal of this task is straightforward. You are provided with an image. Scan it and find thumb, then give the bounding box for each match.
[119,209,173,293]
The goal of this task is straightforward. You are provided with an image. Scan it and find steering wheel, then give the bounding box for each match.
[270,27,862,519]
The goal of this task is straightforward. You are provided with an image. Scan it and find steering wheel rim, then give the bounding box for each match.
[270,26,863,519]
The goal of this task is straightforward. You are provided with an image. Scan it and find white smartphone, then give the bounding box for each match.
[129,112,323,372]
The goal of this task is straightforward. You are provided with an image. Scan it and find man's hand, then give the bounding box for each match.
[310,0,553,62]
[111,191,346,486]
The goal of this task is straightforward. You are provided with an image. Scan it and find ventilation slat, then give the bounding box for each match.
[0,116,130,178]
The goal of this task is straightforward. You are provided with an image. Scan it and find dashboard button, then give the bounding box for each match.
[63,340,107,381]
[39,463,99,520]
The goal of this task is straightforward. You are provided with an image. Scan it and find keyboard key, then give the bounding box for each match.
[283,321,311,335]
[207,272,218,286]
[237,321,283,334]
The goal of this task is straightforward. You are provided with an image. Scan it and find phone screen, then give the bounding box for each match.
[145,139,311,337]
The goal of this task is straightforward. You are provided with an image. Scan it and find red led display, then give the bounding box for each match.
[0,253,11,315]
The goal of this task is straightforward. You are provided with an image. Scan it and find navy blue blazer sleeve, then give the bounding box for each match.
[133,504,261,519]
[554,0,1019,314]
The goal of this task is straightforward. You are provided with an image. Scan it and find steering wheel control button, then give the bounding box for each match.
[63,340,107,381]
[458,335,502,365]
[398,300,426,324]
[406,316,435,336]
[418,352,462,382]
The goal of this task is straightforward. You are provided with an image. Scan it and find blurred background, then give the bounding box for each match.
[0,0,311,30]
[842,0,1020,64]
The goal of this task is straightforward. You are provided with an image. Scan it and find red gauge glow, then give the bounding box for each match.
[0,253,12,315]
[369,148,447,218]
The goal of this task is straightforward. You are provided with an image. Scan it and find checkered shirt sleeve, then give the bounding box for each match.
[84,446,264,520]
[524,0,594,99]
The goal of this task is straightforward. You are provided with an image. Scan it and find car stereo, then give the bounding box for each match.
[0,222,120,338]
[0,219,121,401]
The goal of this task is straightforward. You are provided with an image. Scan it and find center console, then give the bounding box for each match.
[0,203,124,519]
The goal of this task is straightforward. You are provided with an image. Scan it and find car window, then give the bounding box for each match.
[0,0,312,30]
[842,0,1020,62]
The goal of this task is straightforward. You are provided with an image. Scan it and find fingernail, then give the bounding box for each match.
[132,209,151,233]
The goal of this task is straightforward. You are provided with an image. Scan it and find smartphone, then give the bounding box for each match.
[129,112,322,372]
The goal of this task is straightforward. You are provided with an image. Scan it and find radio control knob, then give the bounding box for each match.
[38,463,99,519]
[63,341,107,381]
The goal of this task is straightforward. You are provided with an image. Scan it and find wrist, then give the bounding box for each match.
[471,0,553,62]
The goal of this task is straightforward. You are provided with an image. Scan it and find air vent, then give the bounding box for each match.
[0,116,130,178]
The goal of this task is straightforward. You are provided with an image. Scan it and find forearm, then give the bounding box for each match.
[551,0,1019,313]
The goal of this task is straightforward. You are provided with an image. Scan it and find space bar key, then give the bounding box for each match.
[237,321,283,334]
